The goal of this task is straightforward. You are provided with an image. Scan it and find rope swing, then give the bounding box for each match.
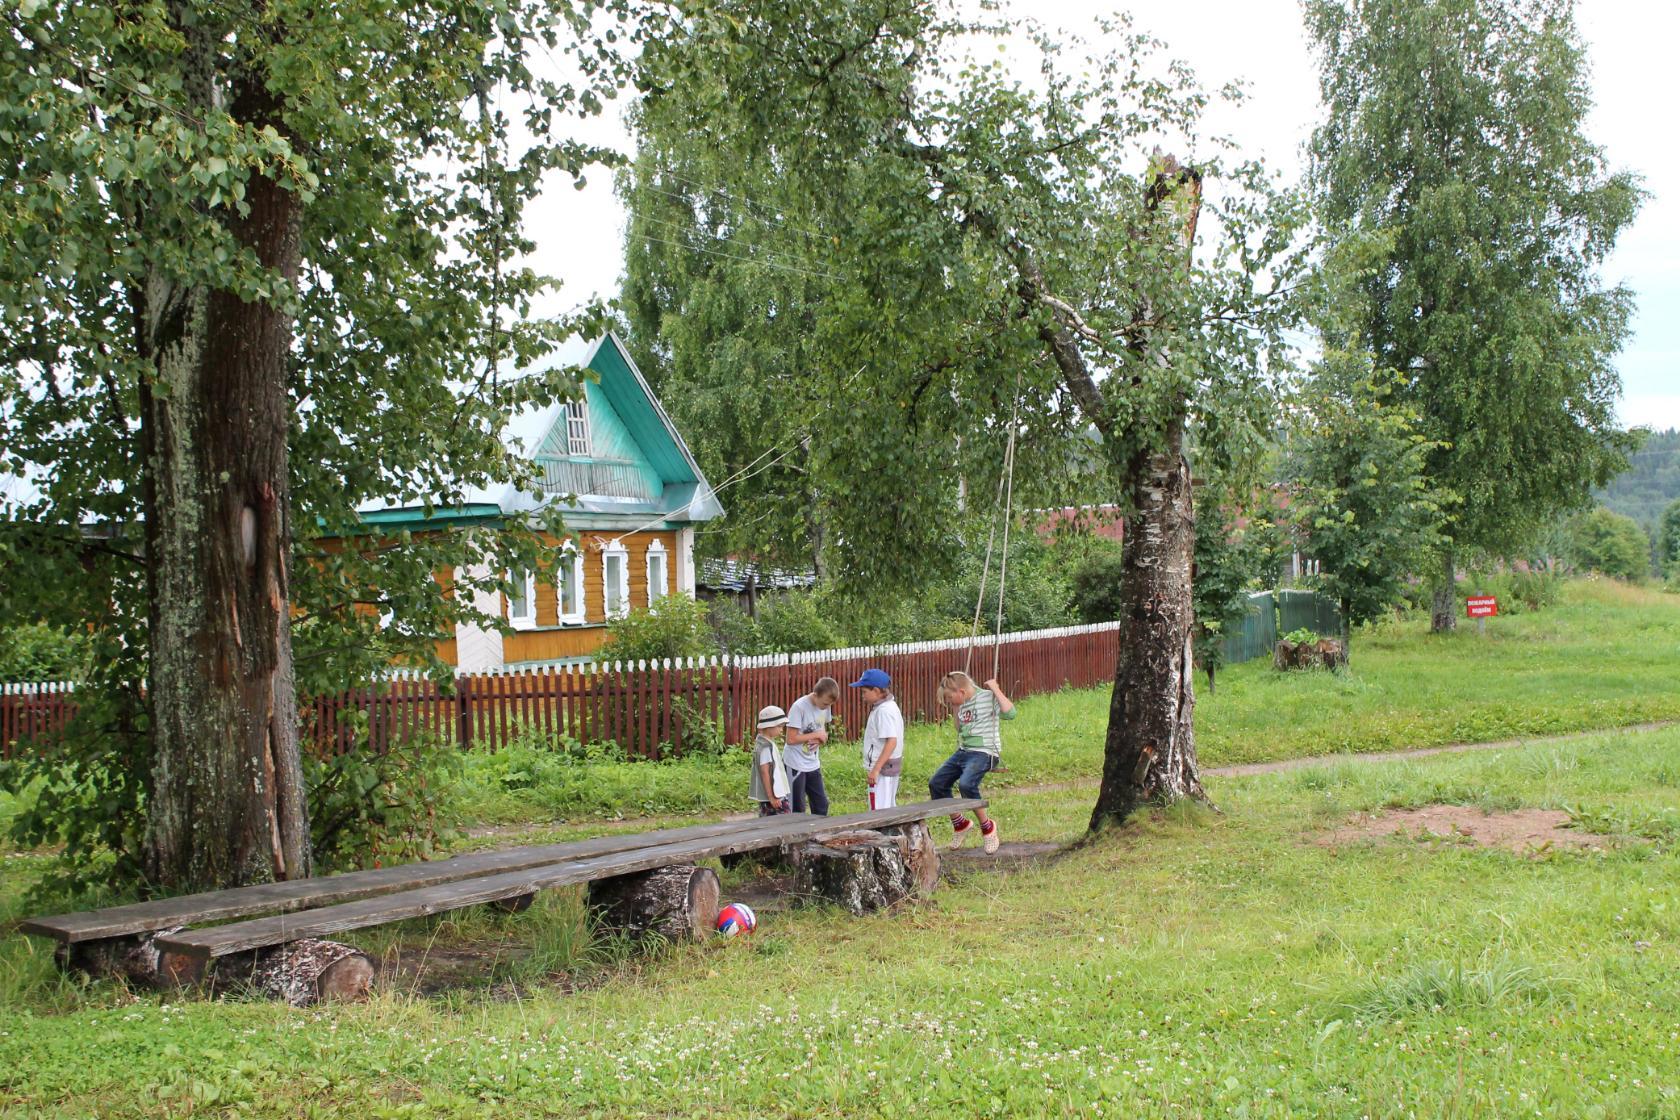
[965,374,1023,682]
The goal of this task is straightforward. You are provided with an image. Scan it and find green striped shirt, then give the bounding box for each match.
[954,689,1015,755]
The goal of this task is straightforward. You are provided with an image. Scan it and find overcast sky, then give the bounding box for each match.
[523,0,1679,431]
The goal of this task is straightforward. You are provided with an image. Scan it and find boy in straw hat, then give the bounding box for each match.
[749,705,792,816]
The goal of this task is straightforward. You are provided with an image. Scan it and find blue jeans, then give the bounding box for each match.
[928,749,996,802]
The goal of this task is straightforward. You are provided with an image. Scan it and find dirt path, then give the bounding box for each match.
[1003,719,1678,796]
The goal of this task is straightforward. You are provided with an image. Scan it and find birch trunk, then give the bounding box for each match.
[1430,550,1457,633]
[138,29,311,892]
[1088,429,1204,829]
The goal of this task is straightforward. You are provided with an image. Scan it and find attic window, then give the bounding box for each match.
[564,399,591,457]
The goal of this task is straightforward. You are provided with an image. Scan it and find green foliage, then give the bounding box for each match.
[1458,562,1562,615]
[0,625,89,684]
[1287,364,1443,646]
[1193,479,1279,683]
[752,591,844,654]
[1657,496,1680,579]
[1282,627,1319,646]
[626,2,1306,599]
[1565,507,1651,582]
[303,732,463,874]
[1071,549,1127,625]
[1308,0,1643,566]
[600,595,716,662]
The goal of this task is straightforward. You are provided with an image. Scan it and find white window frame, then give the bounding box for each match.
[646,540,669,606]
[557,544,587,625]
[564,398,591,457]
[507,568,538,630]
[602,541,630,619]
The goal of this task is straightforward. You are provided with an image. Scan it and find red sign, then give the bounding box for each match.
[1466,596,1498,618]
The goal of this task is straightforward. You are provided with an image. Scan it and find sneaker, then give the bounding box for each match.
[949,817,974,850]
[981,818,1000,854]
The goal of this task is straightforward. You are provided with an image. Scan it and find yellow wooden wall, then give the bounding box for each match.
[501,530,678,664]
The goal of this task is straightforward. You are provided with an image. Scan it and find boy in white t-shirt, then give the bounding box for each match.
[850,668,905,811]
[784,677,839,816]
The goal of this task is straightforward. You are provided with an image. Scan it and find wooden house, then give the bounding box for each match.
[357,333,722,669]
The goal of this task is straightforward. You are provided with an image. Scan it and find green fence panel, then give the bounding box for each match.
[1221,589,1342,666]
[1221,591,1277,666]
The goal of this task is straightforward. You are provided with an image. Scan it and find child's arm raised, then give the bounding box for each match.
[983,678,1017,717]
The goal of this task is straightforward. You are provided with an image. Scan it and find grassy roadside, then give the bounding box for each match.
[3,724,1677,1117]
[448,578,1680,829]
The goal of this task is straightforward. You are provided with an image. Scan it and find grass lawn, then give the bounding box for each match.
[3,578,1679,1117]
[3,725,1678,1117]
[448,578,1680,831]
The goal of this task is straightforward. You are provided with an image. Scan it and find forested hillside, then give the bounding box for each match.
[1597,428,1680,526]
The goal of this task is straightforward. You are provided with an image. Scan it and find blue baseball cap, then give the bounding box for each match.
[849,668,891,689]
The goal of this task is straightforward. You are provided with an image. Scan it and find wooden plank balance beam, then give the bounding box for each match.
[154,799,982,959]
[19,814,806,947]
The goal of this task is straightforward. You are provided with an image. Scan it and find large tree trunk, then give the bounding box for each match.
[138,36,311,893]
[1089,429,1205,829]
[1430,550,1457,634]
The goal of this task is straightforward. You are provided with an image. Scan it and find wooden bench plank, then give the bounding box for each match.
[21,813,842,944]
[156,799,981,959]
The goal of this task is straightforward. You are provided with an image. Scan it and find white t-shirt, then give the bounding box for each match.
[862,697,905,775]
[783,694,831,773]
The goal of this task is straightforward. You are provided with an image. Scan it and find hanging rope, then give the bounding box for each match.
[964,374,1023,680]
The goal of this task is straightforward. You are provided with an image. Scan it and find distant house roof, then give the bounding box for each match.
[696,558,818,593]
[355,332,723,535]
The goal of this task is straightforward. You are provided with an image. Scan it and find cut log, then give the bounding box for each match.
[57,927,204,989]
[792,830,914,916]
[588,864,720,942]
[878,820,940,895]
[212,938,374,1006]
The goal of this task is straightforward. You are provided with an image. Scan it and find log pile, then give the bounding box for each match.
[588,864,720,942]
[1272,637,1347,671]
[792,828,934,915]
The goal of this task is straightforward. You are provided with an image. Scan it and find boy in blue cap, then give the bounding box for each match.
[850,668,904,810]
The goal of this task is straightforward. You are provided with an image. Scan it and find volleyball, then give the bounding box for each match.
[715,902,757,936]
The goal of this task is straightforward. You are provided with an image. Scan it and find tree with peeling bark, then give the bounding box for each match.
[630,1,1307,830]
[1,0,648,893]
[1306,0,1642,633]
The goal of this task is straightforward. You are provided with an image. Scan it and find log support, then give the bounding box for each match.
[58,931,371,1007]
[588,864,720,942]
[793,829,925,915]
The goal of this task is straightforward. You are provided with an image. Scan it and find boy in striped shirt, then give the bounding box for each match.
[931,670,1015,853]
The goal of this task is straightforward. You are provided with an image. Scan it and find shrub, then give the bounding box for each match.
[754,590,844,652]
[600,595,716,661]
[1071,550,1127,624]
[304,730,463,873]
[1565,507,1651,582]
[705,597,764,654]
[0,624,90,683]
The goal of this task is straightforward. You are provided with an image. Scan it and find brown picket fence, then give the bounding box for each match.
[2,621,1123,761]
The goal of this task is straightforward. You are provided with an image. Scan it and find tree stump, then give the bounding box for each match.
[792,830,915,916]
[57,927,204,989]
[1272,638,1347,671]
[588,864,720,942]
[213,939,374,1007]
[877,820,940,895]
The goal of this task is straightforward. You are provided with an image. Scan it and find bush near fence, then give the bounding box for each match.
[3,593,1341,762]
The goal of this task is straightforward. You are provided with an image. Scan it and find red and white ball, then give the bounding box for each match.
[715,902,757,936]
